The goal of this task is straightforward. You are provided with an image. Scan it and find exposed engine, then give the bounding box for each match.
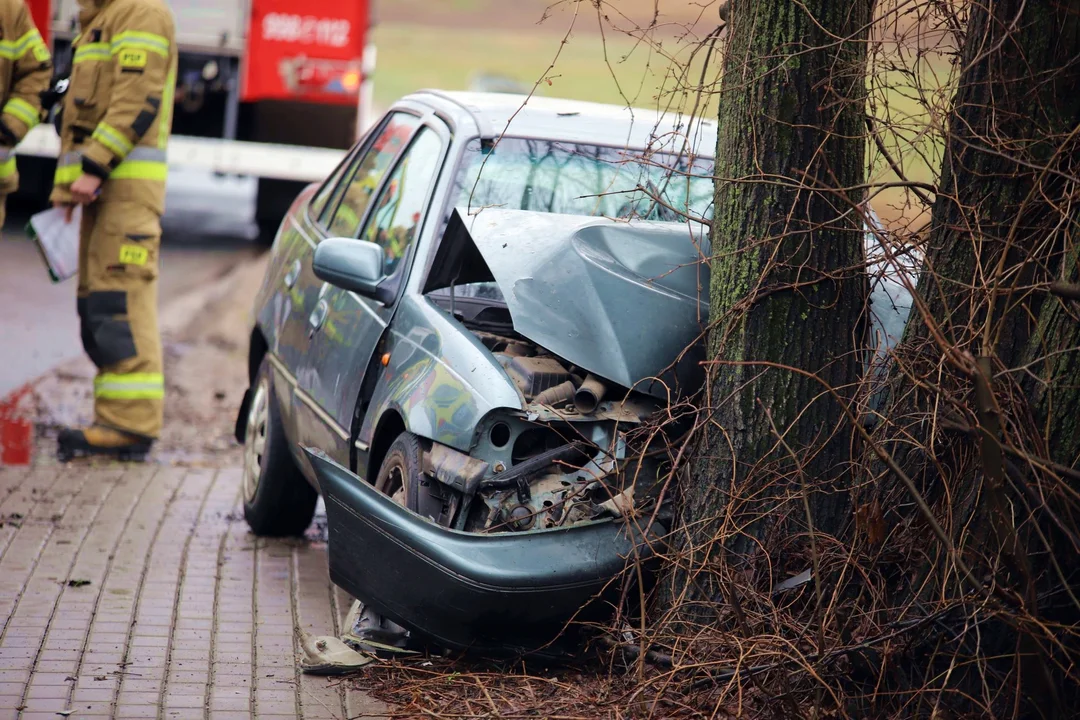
[434,330,671,535]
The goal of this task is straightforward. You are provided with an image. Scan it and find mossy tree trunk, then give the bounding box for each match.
[662,0,871,624]
[873,0,1080,589]
[878,0,1080,480]
[865,1,1080,713]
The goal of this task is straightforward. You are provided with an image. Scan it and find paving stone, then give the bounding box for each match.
[0,465,389,718]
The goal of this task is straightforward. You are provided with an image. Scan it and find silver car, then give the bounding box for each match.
[234,90,913,656]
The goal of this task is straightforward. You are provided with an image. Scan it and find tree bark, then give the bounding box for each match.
[662,0,871,625]
[873,0,1080,567]
[866,1,1080,714]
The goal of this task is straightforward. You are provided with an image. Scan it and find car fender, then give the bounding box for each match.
[355,295,522,467]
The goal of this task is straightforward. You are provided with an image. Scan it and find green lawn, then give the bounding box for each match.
[370,23,718,114]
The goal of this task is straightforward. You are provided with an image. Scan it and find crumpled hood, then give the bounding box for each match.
[426,208,710,396]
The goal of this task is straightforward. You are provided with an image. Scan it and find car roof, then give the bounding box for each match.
[404,90,717,158]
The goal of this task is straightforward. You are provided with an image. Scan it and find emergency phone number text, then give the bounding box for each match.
[261,13,351,48]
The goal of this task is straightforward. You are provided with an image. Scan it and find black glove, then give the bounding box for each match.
[40,70,70,134]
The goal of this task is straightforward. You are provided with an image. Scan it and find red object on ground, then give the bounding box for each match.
[0,385,33,466]
[242,0,369,105]
[25,0,51,48]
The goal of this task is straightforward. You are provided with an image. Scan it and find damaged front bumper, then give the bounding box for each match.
[305,447,663,657]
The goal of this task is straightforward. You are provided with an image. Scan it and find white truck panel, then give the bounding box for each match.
[53,0,249,53]
[16,125,346,183]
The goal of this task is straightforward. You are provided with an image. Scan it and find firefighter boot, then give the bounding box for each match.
[57,425,153,462]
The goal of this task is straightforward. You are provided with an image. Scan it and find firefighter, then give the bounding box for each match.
[53,0,177,461]
[0,0,51,230]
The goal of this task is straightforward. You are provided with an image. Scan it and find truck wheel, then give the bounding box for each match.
[255,178,305,246]
[242,356,318,536]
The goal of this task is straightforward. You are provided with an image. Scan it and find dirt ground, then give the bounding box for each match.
[27,253,270,468]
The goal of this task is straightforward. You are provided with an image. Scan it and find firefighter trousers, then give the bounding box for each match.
[77,200,164,439]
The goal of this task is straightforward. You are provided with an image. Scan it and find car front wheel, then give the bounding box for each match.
[242,356,318,536]
[374,432,457,526]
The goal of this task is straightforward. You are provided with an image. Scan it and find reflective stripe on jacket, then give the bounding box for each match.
[50,0,176,214]
[0,0,51,194]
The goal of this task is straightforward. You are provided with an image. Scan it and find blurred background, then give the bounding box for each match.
[370,0,717,110]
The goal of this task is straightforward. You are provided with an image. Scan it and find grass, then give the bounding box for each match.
[867,58,956,227]
[369,22,721,115]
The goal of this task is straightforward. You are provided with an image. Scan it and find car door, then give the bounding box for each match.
[298,119,451,467]
[264,149,356,439]
[290,110,427,463]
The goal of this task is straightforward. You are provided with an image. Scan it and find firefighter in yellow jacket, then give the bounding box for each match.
[53,0,176,461]
[0,0,51,229]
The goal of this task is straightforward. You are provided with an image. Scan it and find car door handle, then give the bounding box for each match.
[284,259,301,288]
[308,299,329,336]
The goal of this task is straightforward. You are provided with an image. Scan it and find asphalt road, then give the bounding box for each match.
[0,168,264,398]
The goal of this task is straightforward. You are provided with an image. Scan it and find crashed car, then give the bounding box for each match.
[235,90,915,658]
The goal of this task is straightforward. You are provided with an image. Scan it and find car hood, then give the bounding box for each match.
[425,208,710,395]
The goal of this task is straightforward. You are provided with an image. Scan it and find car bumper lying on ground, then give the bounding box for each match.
[305,447,663,657]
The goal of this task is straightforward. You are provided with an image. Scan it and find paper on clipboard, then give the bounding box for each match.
[26,205,81,283]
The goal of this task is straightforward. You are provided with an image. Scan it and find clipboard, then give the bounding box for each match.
[26,205,81,283]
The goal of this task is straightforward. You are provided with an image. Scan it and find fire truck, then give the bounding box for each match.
[14,0,373,240]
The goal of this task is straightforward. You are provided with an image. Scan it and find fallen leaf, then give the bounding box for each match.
[66,579,91,588]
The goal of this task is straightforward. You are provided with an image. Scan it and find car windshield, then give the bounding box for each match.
[450,137,715,222]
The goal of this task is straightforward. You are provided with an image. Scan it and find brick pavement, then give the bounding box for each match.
[0,466,388,720]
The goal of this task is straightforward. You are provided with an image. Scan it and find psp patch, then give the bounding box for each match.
[119,245,149,265]
[118,49,147,69]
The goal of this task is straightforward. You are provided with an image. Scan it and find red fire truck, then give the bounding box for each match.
[17,0,374,239]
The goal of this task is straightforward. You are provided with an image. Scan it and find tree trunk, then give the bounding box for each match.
[662,0,870,626]
[878,0,1080,477]
[1025,248,1080,468]
[867,1,1080,714]
[873,0,1080,579]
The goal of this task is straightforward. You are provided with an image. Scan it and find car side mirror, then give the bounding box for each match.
[313,238,386,298]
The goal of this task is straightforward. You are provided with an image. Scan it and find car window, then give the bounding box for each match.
[360,127,444,276]
[309,147,355,223]
[325,112,421,237]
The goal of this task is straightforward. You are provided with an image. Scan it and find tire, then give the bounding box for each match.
[242,356,318,536]
[374,433,425,511]
[255,178,304,246]
[374,433,455,525]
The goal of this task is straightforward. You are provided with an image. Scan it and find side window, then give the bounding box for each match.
[360,127,444,276]
[325,113,421,238]
[309,149,354,222]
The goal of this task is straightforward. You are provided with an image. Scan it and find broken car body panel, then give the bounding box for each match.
[426,208,711,397]
[354,293,523,464]
[307,447,661,655]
